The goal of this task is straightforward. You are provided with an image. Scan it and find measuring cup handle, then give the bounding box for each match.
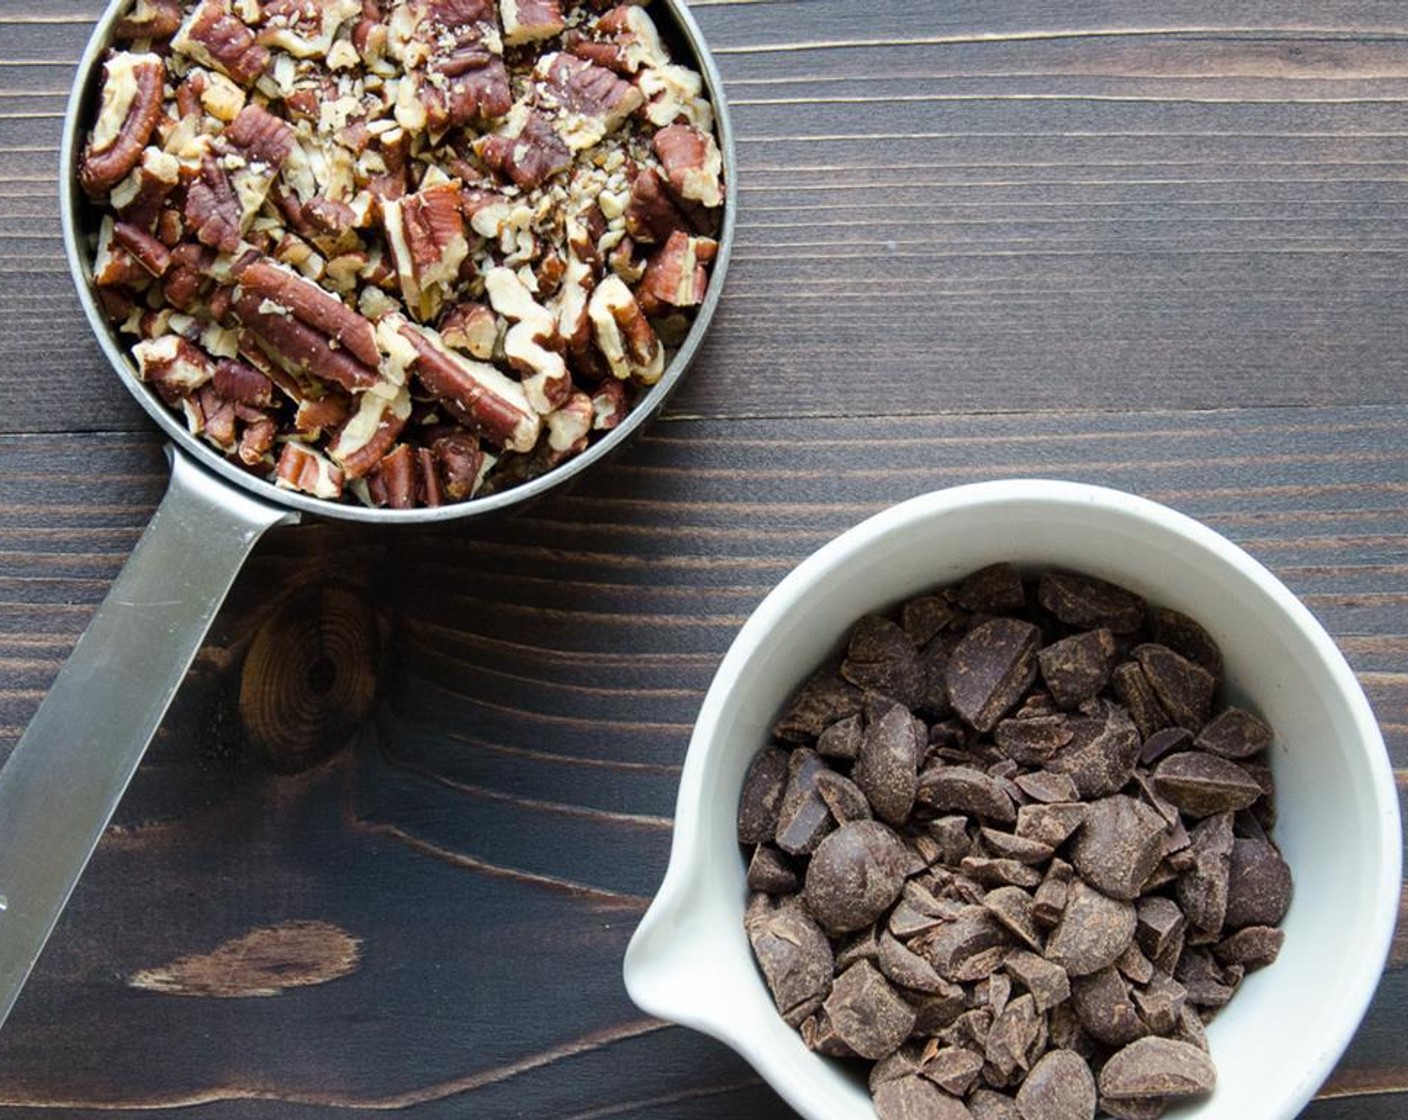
[0,449,297,1030]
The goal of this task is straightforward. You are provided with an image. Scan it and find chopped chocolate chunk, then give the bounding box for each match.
[946,618,1040,732]
[1038,571,1145,634]
[1038,629,1117,710]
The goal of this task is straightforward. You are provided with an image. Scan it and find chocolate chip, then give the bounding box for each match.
[799,1006,857,1057]
[994,715,1073,765]
[774,748,836,854]
[980,828,1056,866]
[1004,949,1070,1013]
[880,930,949,994]
[816,712,863,760]
[1032,860,1075,929]
[1152,752,1262,817]
[1100,1096,1169,1120]
[1130,971,1187,1036]
[1149,605,1223,680]
[985,993,1042,1079]
[921,1045,986,1096]
[903,595,965,647]
[917,765,1018,825]
[1212,925,1285,970]
[955,563,1027,614]
[874,1075,975,1120]
[946,617,1041,732]
[746,844,800,894]
[824,960,918,1061]
[803,819,910,933]
[1174,947,1238,1008]
[983,886,1044,951]
[1037,628,1117,711]
[924,905,1015,981]
[1037,571,1145,634]
[962,857,1043,890]
[1224,838,1293,928]
[1071,966,1145,1047]
[1068,795,1169,901]
[773,667,863,743]
[1043,701,1140,798]
[1013,770,1081,804]
[1014,1048,1097,1120]
[1138,726,1191,767]
[843,615,927,708]
[1175,811,1234,933]
[1044,881,1137,977]
[815,768,873,825]
[744,893,833,1025]
[737,747,789,845]
[1098,1037,1216,1100]
[1194,706,1272,760]
[1016,802,1087,849]
[1134,897,1186,963]
[1110,662,1170,741]
[1132,645,1214,731]
[969,1088,1021,1120]
[855,700,923,825]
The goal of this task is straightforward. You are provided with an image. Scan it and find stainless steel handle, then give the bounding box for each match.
[0,450,297,1029]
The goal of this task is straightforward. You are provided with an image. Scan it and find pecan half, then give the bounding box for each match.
[224,103,297,168]
[475,107,572,191]
[566,5,665,75]
[378,313,541,453]
[234,288,380,392]
[173,0,272,87]
[112,221,172,277]
[483,266,569,414]
[326,384,412,477]
[536,52,643,149]
[79,53,166,198]
[381,180,469,321]
[587,274,663,383]
[637,230,714,315]
[213,357,274,406]
[114,0,183,41]
[236,258,380,367]
[501,0,565,46]
[654,122,724,209]
[275,441,345,498]
[184,155,244,253]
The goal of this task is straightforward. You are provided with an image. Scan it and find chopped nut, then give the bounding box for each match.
[381,180,469,321]
[256,0,361,59]
[654,121,724,208]
[275,440,344,498]
[500,0,565,46]
[475,106,572,191]
[132,334,216,401]
[638,230,713,314]
[173,0,271,86]
[112,220,173,277]
[114,0,184,41]
[535,52,643,150]
[439,301,499,359]
[588,274,663,383]
[484,266,569,413]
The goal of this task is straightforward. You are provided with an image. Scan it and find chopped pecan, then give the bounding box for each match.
[304,197,357,236]
[587,274,663,383]
[545,389,593,454]
[624,167,705,244]
[223,103,297,168]
[381,180,469,321]
[239,415,278,465]
[430,429,486,500]
[212,357,274,406]
[275,441,345,498]
[326,385,412,477]
[392,0,511,132]
[184,154,244,253]
[110,147,181,231]
[112,221,172,277]
[535,53,642,149]
[294,390,352,434]
[483,267,569,414]
[590,377,628,430]
[637,58,712,131]
[234,289,379,392]
[114,0,183,41]
[173,0,272,87]
[501,0,565,46]
[637,230,714,315]
[566,5,664,75]
[132,334,217,402]
[236,258,380,367]
[93,217,152,289]
[200,70,248,123]
[367,443,416,508]
[257,0,362,59]
[440,301,498,359]
[79,53,166,197]
[654,122,723,209]
[378,313,541,453]
[475,108,572,191]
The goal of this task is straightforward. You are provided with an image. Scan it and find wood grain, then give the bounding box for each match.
[0,1,1404,1118]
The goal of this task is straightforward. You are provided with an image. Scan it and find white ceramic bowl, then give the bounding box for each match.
[624,479,1401,1120]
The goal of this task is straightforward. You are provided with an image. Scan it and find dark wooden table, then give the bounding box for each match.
[0,2,1404,1116]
